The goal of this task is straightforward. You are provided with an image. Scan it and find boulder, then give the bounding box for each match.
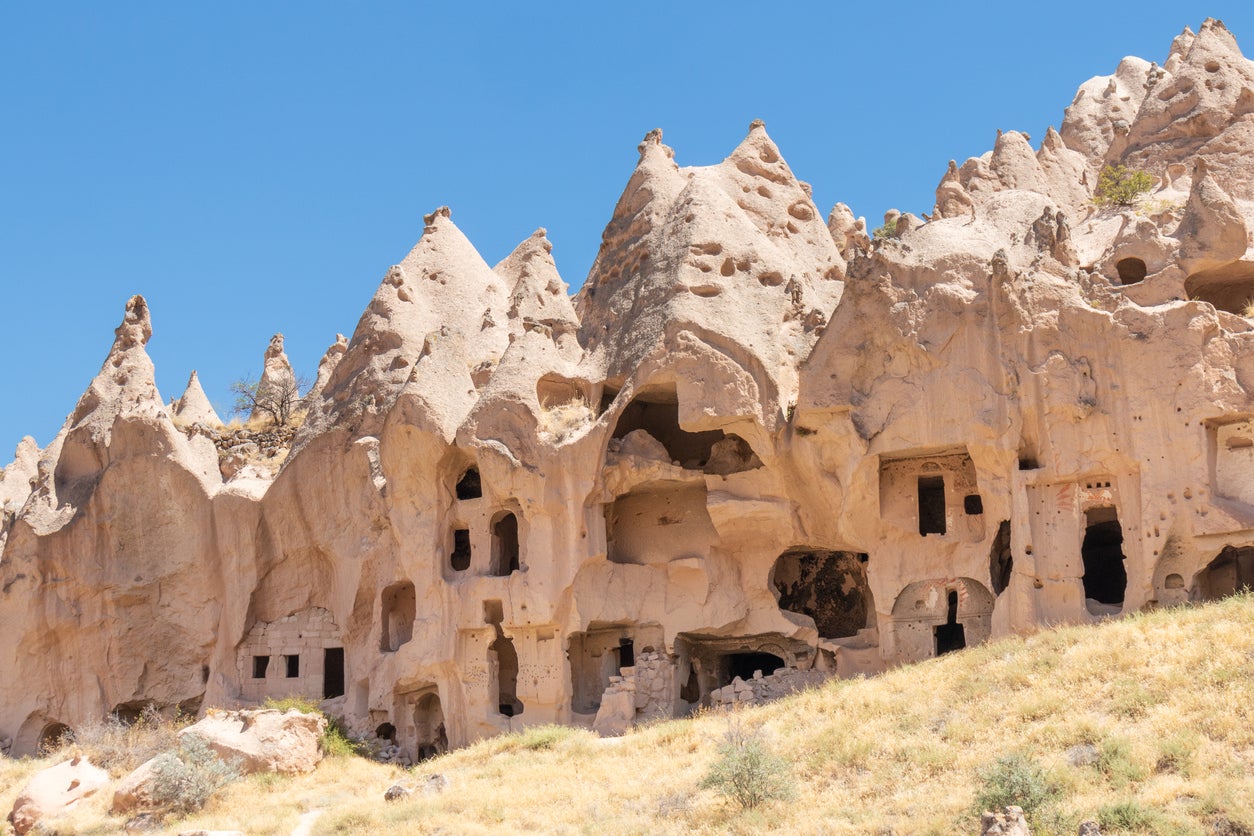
[179,708,325,775]
[7,755,109,835]
[111,755,162,815]
[981,806,1031,836]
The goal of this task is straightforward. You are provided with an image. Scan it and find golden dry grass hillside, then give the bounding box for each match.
[3,595,1252,835]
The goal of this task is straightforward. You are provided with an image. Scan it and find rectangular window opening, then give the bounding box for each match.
[285,654,300,678]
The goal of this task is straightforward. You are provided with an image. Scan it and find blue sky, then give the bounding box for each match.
[2,2,1250,454]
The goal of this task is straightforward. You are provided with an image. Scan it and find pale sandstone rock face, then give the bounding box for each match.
[173,370,223,427]
[3,22,1254,760]
[179,709,325,775]
[7,756,109,835]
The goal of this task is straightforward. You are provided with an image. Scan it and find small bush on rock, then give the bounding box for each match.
[1092,164,1155,207]
[700,720,795,810]
[149,734,241,815]
[974,754,1060,819]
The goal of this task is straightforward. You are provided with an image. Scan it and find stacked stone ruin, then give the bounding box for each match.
[3,20,1254,761]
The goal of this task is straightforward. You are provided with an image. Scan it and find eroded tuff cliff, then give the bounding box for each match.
[4,19,1254,760]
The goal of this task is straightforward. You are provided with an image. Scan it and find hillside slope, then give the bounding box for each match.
[4,596,1252,835]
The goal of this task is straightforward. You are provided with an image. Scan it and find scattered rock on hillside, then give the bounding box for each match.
[179,708,325,775]
[981,806,1031,836]
[7,756,110,835]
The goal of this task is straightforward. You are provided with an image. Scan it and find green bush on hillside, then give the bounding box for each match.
[1092,164,1155,207]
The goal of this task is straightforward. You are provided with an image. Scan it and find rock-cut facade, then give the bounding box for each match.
[2,19,1254,761]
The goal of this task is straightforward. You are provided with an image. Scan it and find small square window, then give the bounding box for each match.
[285,654,300,678]
[963,494,984,515]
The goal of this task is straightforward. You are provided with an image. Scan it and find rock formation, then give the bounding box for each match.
[3,20,1254,765]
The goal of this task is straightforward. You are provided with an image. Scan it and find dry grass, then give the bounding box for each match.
[4,595,1253,835]
[537,400,595,444]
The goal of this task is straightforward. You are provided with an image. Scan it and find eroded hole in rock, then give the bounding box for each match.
[110,701,156,726]
[1185,264,1254,315]
[450,528,471,572]
[375,722,396,741]
[964,494,984,515]
[567,624,663,713]
[490,512,520,575]
[1082,506,1127,610]
[380,581,416,651]
[490,633,523,717]
[704,434,764,476]
[252,655,270,679]
[38,722,72,754]
[323,647,345,699]
[536,374,588,410]
[412,692,447,760]
[605,484,715,564]
[1193,545,1254,600]
[611,387,725,469]
[1116,257,1147,285]
[990,521,1013,595]
[918,476,947,535]
[722,652,784,683]
[285,654,300,678]
[455,468,482,500]
[933,590,966,655]
[771,549,873,639]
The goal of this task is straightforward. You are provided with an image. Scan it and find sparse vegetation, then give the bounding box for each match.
[536,400,595,444]
[872,217,897,239]
[700,719,795,810]
[1092,164,1156,207]
[3,595,1253,834]
[973,753,1060,820]
[70,705,185,776]
[230,374,309,428]
[148,734,242,815]
[261,696,365,757]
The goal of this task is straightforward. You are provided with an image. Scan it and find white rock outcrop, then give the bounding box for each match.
[2,20,1254,762]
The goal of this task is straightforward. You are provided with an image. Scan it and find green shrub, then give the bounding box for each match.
[872,218,897,239]
[261,696,366,757]
[700,721,795,810]
[149,734,242,815]
[1097,799,1168,833]
[973,754,1060,818]
[1098,737,1148,787]
[1093,165,1155,207]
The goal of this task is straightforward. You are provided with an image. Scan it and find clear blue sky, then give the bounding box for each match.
[2,2,1250,454]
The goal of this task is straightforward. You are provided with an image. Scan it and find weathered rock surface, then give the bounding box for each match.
[179,709,325,774]
[3,20,1254,761]
[7,756,109,835]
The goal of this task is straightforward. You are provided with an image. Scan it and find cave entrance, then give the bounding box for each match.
[450,528,471,572]
[1116,257,1147,285]
[490,512,520,576]
[1193,545,1254,601]
[1184,263,1254,315]
[1082,506,1127,609]
[611,386,725,469]
[990,521,1013,595]
[323,648,345,699]
[721,652,784,684]
[413,692,447,761]
[380,581,416,651]
[491,634,523,717]
[933,590,966,655]
[38,723,72,754]
[455,467,482,500]
[770,549,873,638]
[918,475,947,535]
